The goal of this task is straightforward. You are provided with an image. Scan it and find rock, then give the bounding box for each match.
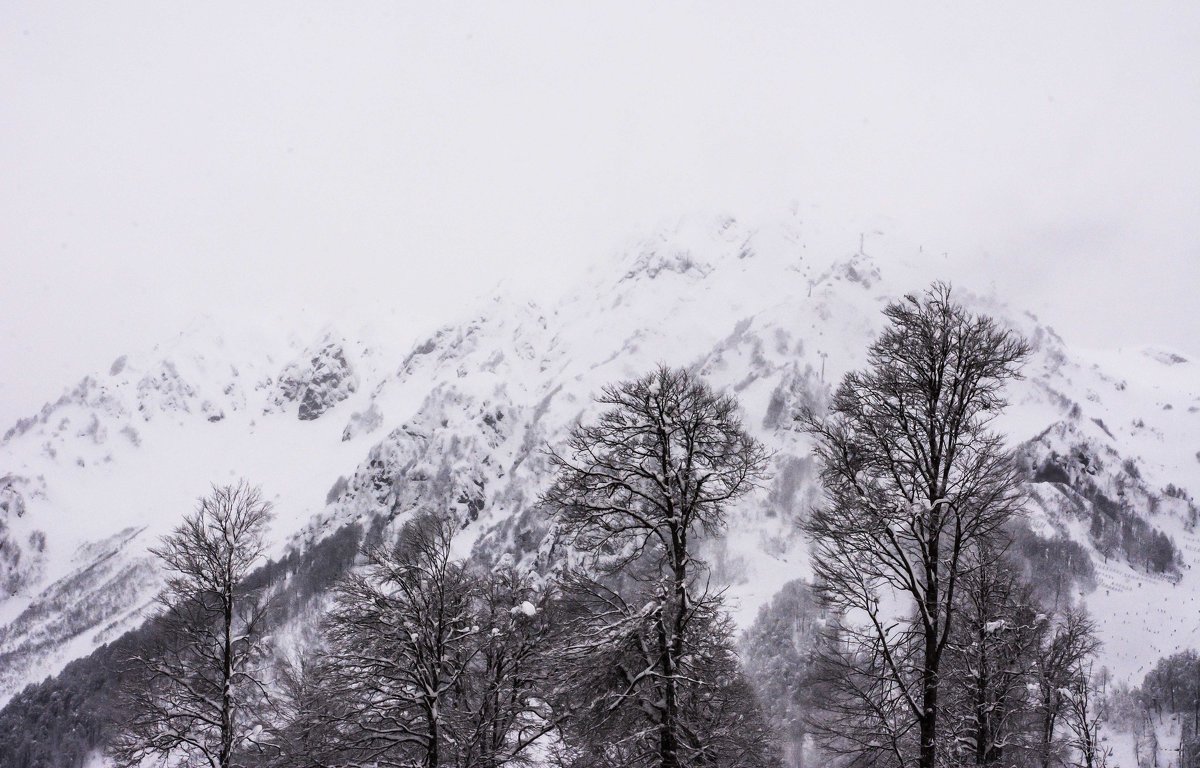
[269,341,359,421]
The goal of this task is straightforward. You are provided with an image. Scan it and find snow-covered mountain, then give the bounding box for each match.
[2,214,1198,713]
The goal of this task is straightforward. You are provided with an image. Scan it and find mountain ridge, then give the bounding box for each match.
[1,216,1198,717]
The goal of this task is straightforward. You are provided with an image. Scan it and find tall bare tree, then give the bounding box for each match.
[110,481,274,768]
[801,284,1030,768]
[542,365,772,768]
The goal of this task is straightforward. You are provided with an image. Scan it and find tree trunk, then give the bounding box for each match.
[920,699,938,768]
[427,699,440,768]
[220,583,234,768]
[659,606,681,768]
[975,665,990,765]
[1039,706,1056,768]
[921,516,941,768]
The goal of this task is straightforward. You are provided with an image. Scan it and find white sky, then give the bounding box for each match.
[2,2,1198,427]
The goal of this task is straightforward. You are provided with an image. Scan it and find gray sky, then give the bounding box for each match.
[3,2,1198,427]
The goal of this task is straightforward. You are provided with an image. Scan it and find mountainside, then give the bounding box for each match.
[2,215,1198,724]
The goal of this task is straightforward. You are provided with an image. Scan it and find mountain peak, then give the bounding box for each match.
[1,216,1198,714]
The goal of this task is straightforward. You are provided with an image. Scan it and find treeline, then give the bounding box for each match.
[1117,650,1200,768]
[0,624,146,768]
[107,367,781,768]
[3,284,1121,768]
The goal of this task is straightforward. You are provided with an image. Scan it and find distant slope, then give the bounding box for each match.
[1,213,1197,727]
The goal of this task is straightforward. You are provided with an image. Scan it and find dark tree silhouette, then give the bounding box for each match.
[801,284,1030,768]
[940,545,1044,767]
[449,559,561,768]
[1030,608,1100,768]
[1061,661,1110,768]
[110,482,275,768]
[294,512,559,768]
[318,511,477,768]
[542,365,773,768]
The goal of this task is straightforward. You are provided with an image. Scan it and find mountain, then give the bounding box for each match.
[1,215,1198,752]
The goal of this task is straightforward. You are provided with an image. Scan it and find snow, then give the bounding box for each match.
[1,214,1198,714]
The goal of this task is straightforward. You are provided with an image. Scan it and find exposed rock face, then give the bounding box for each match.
[270,342,359,421]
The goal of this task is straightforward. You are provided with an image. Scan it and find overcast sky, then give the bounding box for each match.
[2,2,1198,427]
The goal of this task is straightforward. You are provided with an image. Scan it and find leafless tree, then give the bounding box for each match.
[317,511,477,768]
[266,654,345,768]
[110,481,274,768]
[1062,662,1110,768]
[448,559,561,768]
[301,512,559,768]
[941,545,1044,766]
[549,567,778,768]
[547,565,667,767]
[542,365,772,768]
[1030,608,1101,768]
[675,611,783,768]
[801,284,1031,768]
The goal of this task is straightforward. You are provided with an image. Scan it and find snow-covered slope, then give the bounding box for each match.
[0,323,392,700]
[1,214,1198,707]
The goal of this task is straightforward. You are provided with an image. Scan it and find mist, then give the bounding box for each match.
[3,1,1198,427]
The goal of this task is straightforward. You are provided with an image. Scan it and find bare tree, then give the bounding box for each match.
[941,544,1044,766]
[449,559,561,768]
[110,481,274,768]
[318,511,477,768]
[549,567,779,768]
[1062,662,1110,768]
[265,657,328,768]
[1136,650,1200,768]
[542,365,772,768]
[676,611,783,768]
[801,284,1030,768]
[301,512,560,768]
[1030,608,1101,768]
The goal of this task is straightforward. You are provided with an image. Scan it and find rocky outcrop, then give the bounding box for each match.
[269,341,358,421]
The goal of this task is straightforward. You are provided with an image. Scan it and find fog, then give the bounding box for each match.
[3,1,1198,426]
